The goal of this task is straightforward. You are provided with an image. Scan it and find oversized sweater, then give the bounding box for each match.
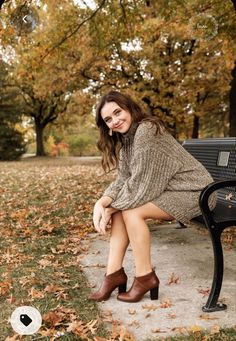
[103,121,217,224]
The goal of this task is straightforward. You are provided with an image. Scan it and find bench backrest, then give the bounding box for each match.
[182,138,236,207]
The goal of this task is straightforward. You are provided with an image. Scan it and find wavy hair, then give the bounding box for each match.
[96,90,164,173]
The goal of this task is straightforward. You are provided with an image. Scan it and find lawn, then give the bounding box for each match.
[0,157,235,341]
[0,157,112,340]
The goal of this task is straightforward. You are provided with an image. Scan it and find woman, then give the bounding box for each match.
[89,90,216,303]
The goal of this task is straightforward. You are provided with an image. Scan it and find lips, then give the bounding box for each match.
[115,122,124,129]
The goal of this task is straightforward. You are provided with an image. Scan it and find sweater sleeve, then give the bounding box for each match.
[110,147,182,210]
[102,148,130,201]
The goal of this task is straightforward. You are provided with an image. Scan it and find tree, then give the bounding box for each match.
[2,0,107,155]
[84,0,235,138]
[0,62,26,160]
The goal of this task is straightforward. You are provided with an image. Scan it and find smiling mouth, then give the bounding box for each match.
[115,123,123,129]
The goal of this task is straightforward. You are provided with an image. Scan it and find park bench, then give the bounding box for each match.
[181,137,236,312]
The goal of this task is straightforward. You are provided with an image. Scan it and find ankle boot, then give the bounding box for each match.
[88,267,127,302]
[117,270,159,303]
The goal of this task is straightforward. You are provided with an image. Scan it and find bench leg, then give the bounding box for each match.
[202,228,227,312]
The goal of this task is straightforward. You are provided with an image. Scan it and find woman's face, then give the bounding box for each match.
[101,101,132,134]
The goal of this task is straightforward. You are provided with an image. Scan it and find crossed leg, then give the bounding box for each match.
[107,202,174,276]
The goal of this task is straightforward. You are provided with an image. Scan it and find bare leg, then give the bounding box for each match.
[106,211,129,275]
[122,203,174,277]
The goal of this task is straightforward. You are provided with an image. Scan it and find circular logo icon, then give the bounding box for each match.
[189,14,218,41]
[10,5,39,35]
[10,306,42,335]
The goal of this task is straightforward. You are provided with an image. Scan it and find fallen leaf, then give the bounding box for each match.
[167,312,176,319]
[197,288,210,297]
[160,298,173,308]
[167,273,180,285]
[43,311,64,327]
[128,309,136,315]
[142,303,158,311]
[171,326,188,335]
[145,313,151,318]
[151,328,166,333]
[28,287,45,299]
[101,310,113,323]
[225,193,234,200]
[199,314,219,321]
[0,279,12,296]
[189,325,202,333]
[210,324,221,334]
[128,320,140,328]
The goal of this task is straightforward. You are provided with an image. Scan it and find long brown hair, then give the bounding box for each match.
[96,90,164,173]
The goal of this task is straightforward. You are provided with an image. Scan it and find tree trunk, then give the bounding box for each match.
[192,114,199,138]
[229,62,236,137]
[35,118,46,156]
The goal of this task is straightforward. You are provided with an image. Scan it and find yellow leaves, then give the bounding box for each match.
[189,325,202,334]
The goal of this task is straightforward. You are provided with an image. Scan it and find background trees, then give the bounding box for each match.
[0,61,26,160]
[0,0,235,158]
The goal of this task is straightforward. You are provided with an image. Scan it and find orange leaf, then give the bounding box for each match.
[43,311,63,327]
[160,298,173,308]
[167,273,180,285]
[151,328,166,333]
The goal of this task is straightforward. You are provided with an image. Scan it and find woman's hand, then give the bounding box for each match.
[99,207,113,233]
[93,201,106,234]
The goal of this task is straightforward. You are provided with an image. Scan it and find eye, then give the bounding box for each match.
[105,118,112,123]
[115,110,121,116]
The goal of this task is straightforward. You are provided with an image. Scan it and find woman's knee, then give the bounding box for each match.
[122,208,145,223]
[111,210,126,227]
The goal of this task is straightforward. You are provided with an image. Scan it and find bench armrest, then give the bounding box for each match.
[199,179,236,227]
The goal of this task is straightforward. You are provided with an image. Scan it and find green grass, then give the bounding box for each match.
[0,158,110,340]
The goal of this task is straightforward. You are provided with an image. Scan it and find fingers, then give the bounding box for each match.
[93,206,106,234]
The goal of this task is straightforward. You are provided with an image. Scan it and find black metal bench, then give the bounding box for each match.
[182,137,236,312]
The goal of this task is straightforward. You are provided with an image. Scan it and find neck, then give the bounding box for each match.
[122,121,139,141]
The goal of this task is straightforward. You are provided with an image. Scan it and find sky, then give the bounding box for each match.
[73,0,97,10]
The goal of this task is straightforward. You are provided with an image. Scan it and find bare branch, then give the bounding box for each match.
[40,0,107,61]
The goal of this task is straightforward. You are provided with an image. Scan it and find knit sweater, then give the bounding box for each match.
[103,121,217,224]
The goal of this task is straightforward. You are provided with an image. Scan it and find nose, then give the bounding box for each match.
[112,117,120,126]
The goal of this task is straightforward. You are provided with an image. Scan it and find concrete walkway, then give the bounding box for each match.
[81,223,236,340]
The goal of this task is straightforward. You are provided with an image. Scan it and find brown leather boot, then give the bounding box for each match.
[88,267,127,302]
[117,270,159,302]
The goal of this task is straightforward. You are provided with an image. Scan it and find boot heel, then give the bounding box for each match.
[150,286,159,300]
[118,282,127,293]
